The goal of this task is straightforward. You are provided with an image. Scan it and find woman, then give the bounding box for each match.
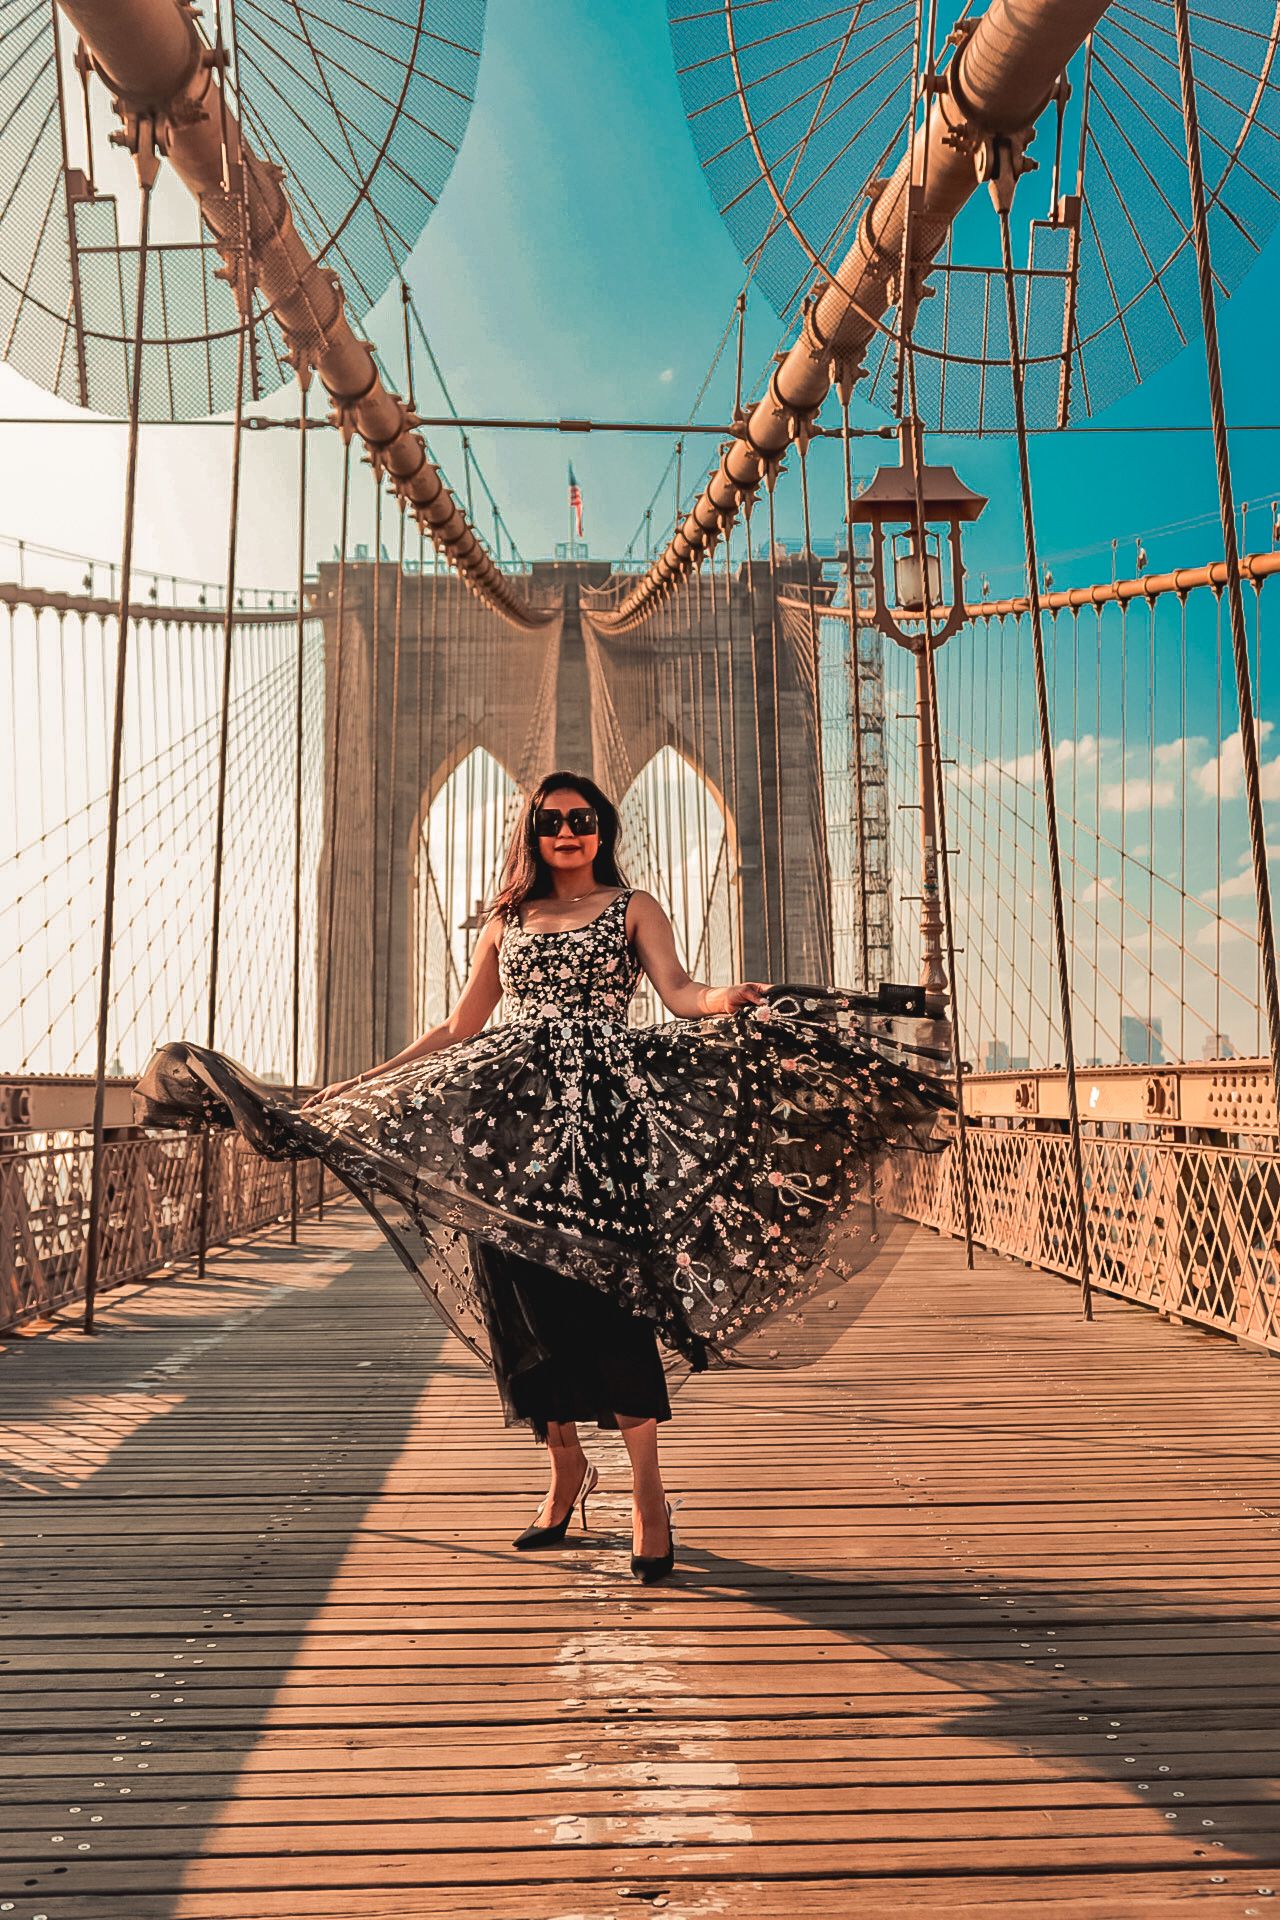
[136,770,950,1584]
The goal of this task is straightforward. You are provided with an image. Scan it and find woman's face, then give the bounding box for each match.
[535,787,600,878]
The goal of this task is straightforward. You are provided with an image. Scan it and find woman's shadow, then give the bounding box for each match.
[626,1537,1280,1870]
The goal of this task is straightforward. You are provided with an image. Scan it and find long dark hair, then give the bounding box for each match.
[489,770,627,919]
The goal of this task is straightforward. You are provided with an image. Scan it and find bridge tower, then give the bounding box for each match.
[313,557,838,1078]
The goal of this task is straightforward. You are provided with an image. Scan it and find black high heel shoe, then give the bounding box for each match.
[630,1500,675,1585]
[513,1463,599,1550]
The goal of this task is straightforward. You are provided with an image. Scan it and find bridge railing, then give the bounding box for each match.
[0,1131,342,1332]
[890,1099,1280,1355]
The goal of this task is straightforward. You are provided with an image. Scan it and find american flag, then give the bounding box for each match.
[568,464,584,539]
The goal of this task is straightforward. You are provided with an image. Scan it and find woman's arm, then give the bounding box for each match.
[304,916,504,1105]
[628,890,767,1019]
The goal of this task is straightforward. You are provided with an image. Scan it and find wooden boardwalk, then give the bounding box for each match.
[3,1209,1280,1918]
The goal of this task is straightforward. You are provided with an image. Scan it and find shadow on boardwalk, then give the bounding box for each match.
[2,1213,1280,1914]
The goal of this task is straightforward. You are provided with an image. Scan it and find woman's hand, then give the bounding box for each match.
[706,982,769,1016]
[303,1077,360,1109]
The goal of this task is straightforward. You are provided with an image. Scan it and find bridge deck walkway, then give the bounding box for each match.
[3,1210,1280,1917]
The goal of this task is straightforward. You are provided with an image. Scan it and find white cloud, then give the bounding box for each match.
[1202,846,1280,901]
[1193,721,1280,801]
[1194,917,1256,950]
[658,367,675,384]
[1055,734,1099,770]
[1153,736,1209,769]
[1100,778,1176,813]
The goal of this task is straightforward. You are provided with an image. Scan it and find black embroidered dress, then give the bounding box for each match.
[135,889,951,1409]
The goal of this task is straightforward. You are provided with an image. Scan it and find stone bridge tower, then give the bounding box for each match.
[313,557,834,1079]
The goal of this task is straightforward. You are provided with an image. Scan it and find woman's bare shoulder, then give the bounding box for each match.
[625,889,670,932]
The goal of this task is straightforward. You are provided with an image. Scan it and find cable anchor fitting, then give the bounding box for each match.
[978,129,1039,213]
[107,108,162,190]
[765,363,818,463]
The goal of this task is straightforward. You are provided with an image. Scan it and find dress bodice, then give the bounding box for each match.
[498,890,642,1026]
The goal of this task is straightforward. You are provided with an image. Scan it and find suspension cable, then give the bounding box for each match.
[320,438,352,1087]
[204,154,251,1054]
[370,474,383,1063]
[994,181,1093,1319]
[83,157,155,1334]
[766,487,788,977]
[840,388,873,990]
[706,537,734,974]
[199,96,254,1280]
[289,370,310,1243]
[720,528,745,977]
[902,385,977,1272]
[383,499,406,1061]
[413,526,425,1030]
[799,442,836,972]
[742,507,773,979]
[1172,0,1280,1124]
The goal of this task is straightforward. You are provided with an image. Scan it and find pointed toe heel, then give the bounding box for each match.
[630,1500,675,1585]
[513,1464,598,1551]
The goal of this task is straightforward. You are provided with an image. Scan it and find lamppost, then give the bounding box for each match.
[849,418,986,1023]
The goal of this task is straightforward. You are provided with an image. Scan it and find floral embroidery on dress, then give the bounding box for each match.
[134,887,952,1370]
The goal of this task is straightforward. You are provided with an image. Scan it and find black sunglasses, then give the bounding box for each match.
[534,806,597,839]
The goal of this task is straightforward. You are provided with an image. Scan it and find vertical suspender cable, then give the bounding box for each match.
[370,477,383,1064]
[742,511,773,978]
[903,390,976,1272]
[994,187,1092,1318]
[382,502,405,1061]
[289,372,310,1243]
[692,613,713,969]
[199,108,252,1279]
[716,531,743,977]
[706,558,731,970]
[766,487,788,976]
[83,159,155,1334]
[799,444,836,972]
[425,543,440,1014]
[840,390,873,990]
[676,653,693,967]
[1173,0,1280,1120]
[321,439,352,1087]
[725,536,745,978]
[413,528,425,1029]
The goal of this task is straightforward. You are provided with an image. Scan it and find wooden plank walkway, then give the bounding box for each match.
[3,1209,1280,1918]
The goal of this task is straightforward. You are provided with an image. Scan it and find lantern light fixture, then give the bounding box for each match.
[847,418,987,650]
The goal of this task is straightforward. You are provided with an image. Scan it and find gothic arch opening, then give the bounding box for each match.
[620,747,737,1023]
[414,747,520,1030]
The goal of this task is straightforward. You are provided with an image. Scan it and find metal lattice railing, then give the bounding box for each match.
[890,1130,1280,1353]
[0,1134,342,1331]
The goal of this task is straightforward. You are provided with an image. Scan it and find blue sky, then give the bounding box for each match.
[1,0,1277,600]
[3,0,1278,1071]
